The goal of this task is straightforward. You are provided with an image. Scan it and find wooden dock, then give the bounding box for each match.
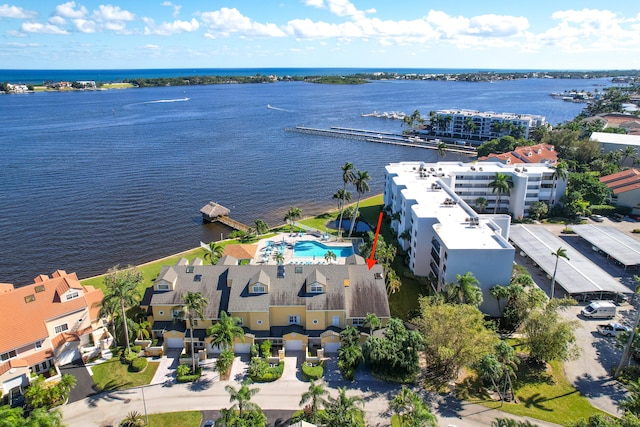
[200,201,250,231]
[285,126,477,155]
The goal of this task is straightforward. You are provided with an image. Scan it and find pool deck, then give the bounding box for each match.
[253,232,358,265]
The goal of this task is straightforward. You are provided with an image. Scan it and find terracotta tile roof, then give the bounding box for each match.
[19,349,54,367]
[51,332,81,349]
[223,244,258,260]
[0,358,29,376]
[479,144,557,165]
[0,270,103,354]
[600,169,640,194]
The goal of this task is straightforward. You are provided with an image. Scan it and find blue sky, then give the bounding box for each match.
[1,0,639,70]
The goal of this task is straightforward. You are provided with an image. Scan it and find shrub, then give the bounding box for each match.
[633,229,640,234]
[131,345,142,354]
[250,344,259,359]
[129,357,148,373]
[176,366,202,383]
[301,361,324,381]
[215,348,235,377]
[260,340,272,358]
[249,358,284,382]
[122,350,138,365]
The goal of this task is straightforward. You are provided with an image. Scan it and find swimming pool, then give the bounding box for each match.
[293,241,354,258]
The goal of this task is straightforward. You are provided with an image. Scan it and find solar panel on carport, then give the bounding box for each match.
[570,224,640,267]
[509,225,630,295]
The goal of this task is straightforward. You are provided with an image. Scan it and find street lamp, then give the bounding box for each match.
[141,384,149,426]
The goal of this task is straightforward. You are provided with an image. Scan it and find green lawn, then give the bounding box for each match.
[146,411,202,427]
[457,360,609,426]
[91,358,159,391]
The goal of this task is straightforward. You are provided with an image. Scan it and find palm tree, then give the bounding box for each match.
[388,386,415,427]
[550,247,569,299]
[621,145,636,165]
[102,265,143,354]
[299,381,328,423]
[363,312,381,335]
[274,251,284,265]
[475,197,488,213]
[324,250,337,264]
[324,386,365,427]
[490,285,510,315]
[284,206,302,233]
[254,219,269,235]
[488,172,513,214]
[225,380,261,418]
[338,162,356,238]
[436,142,447,161]
[181,292,209,372]
[446,272,482,306]
[549,161,568,206]
[348,170,371,237]
[207,311,245,352]
[386,270,401,295]
[476,354,503,396]
[333,188,352,229]
[120,411,145,427]
[203,241,224,265]
[495,340,519,401]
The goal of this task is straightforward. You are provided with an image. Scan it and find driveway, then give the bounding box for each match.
[59,359,96,403]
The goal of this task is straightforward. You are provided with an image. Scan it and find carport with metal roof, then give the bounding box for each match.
[570,224,640,268]
[510,225,630,298]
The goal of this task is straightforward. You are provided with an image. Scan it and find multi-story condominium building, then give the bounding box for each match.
[146,255,390,355]
[384,162,516,316]
[426,109,547,143]
[0,271,107,396]
[386,161,565,221]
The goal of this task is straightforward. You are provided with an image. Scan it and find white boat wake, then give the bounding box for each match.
[145,97,190,104]
[267,104,294,112]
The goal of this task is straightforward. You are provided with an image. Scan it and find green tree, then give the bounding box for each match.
[181,291,209,372]
[254,219,269,235]
[324,250,337,264]
[567,172,610,205]
[492,418,540,427]
[120,411,145,427]
[528,201,549,220]
[299,381,328,424]
[489,173,514,214]
[523,298,579,363]
[363,312,381,335]
[475,197,488,213]
[284,206,302,233]
[337,162,356,238]
[550,247,569,299]
[203,241,225,265]
[0,405,25,427]
[224,380,261,418]
[333,188,352,220]
[388,386,437,427]
[445,272,483,307]
[495,340,519,401]
[323,387,365,427]
[207,311,245,351]
[215,348,235,377]
[476,354,503,394]
[348,170,371,237]
[550,161,569,205]
[437,142,447,160]
[490,285,510,315]
[412,297,499,381]
[273,250,284,265]
[102,265,143,354]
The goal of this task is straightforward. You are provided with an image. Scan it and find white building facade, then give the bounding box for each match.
[384,162,517,316]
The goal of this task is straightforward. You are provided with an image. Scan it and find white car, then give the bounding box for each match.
[597,322,631,337]
[590,214,605,222]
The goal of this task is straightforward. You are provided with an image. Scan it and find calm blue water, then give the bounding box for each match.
[294,241,354,258]
[0,73,612,285]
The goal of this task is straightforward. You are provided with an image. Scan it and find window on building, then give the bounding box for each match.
[172,310,181,319]
[34,340,43,349]
[54,324,68,334]
[65,291,79,301]
[24,294,35,303]
[236,318,243,326]
[158,311,164,316]
[352,318,364,326]
[192,319,198,327]
[157,284,169,290]
[193,274,202,282]
[1,350,17,361]
[309,283,323,293]
[252,285,266,293]
[186,266,194,273]
[257,320,263,325]
[288,315,300,325]
[35,285,45,293]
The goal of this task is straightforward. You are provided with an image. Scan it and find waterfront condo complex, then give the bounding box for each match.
[424,109,547,142]
[384,161,568,315]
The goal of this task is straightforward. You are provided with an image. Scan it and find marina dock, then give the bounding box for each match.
[285,126,477,155]
[200,201,250,231]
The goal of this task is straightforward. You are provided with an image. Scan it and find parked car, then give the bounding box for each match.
[612,213,624,222]
[597,322,631,337]
[590,214,605,222]
[203,421,215,427]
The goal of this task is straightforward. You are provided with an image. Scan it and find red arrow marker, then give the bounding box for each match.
[366,211,384,270]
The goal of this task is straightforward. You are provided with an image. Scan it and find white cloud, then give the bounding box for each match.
[92,4,135,21]
[55,1,87,19]
[144,44,160,49]
[161,1,181,17]
[304,0,324,8]
[48,15,66,26]
[200,7,286,38]
[0,4,37,19]
[20,22,68,34]
[72,18,95,33]
[144,18,199,35]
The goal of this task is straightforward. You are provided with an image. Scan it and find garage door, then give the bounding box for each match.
[57,347,80,366]
[166,338,184,349]
[284,340,303,351]
[207,344,224,354]
[323,342,341,354]
[2,376,26,394]
[234,343,251,354]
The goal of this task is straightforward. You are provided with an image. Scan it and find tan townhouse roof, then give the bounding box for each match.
[223,244,258,260]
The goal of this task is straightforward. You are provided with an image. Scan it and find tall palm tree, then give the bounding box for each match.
[488,173,513,214]
[348,170,371,237]
[550,247,569,299]
[389,386,415,427]
[338,162,356,238]
[621,145,636,165]
[102,265,143,354]
[254,219,269,235]
[446,272,482,306]
[225,380,260,418]
[324,386,365,427]
[274,251,284,265]
[490,285,510,315]
[333,188,352,220]
[181,292,209,372]
[203,241,224,265]
[207,311,245,352]
[549,161,568,206]
[324,250,337,264]
[436,142,447,161]
[476,355,503,396]
[475,197,488,213]
[284,206,302,233]
[299,381,328,423]
[495,340,519,401]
